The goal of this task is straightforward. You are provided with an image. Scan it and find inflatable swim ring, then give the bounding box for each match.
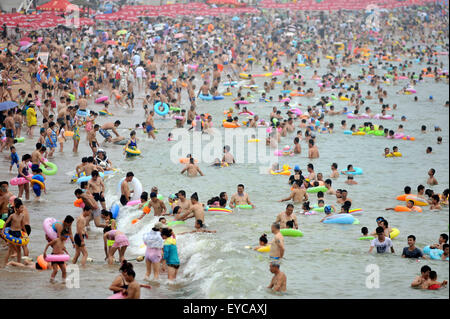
[154,102,169,116]
[340,167,363,175]
[280,229,303,237]
[2,227,29,246]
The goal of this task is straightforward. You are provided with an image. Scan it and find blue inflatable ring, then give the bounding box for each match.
[154,102,169,116]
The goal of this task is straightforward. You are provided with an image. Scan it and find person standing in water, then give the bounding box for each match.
[269,223,285,261]
[267,261,287,292]
[229,184,255,208]
[120,172,134,206]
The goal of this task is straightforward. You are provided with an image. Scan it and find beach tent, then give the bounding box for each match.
[37,0,80,12]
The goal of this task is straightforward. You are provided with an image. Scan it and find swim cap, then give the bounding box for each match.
[324,206,332,214]
[294,165,300,171]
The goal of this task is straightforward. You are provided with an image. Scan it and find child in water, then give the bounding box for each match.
[32,168,46,201]
[253,234,269,251]
[9,146,19,172]
[43,235,69,283]
[124,130,138,157]
[361,227,369,237]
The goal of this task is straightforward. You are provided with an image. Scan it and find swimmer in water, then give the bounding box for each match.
[427,168,438,186]
[422,271,447,290]
[178,219,216,234]
[229,184,255,208]
[385,200,420,212]
[267,261,287,292]
[429,234,448,251]
[180,157,204,177]
[345,175,358,185]
[253,233,269,251]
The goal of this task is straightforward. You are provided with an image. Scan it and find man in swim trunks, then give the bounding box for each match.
[31,143,48,173]
[136,192,167,221]
[88,170,106,210]
[99,121,123,144]
[87,124,100,156]
[229,184,255,208]
[74,188,105,229]
[269,223,284,261]
[176,193,205,225]
[267,261,287,292]
[145,111,157,140]
[120,172,134,206]
[72,206,91,267]
[275,204,299,229]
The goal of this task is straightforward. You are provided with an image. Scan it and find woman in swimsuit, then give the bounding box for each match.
[72,118,81,153]
[45,122,58,158]
[109,260,134,295]
[17,154,32,200]
[103,227,129,265]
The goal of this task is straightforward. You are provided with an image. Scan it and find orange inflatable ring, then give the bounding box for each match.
[223,122,240,128]
[179,158,198,164]
[394,205,423,213]
[37,255,48,270]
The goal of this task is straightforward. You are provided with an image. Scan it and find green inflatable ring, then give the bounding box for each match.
[0,219,5,229]
[306,186,327,194]
[236,204,253,209]
[167,221,185,227]
[359,236,374,240]
[280,229,303,237]
[40,162,58,176]
[15,137,25,143]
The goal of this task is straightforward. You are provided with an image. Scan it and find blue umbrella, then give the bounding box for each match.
[232,16,240,22]
[0,101,18,112]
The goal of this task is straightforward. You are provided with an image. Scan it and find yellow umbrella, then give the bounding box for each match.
[116,30,127,36]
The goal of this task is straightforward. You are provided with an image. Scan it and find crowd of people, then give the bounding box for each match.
[0,1,449,298]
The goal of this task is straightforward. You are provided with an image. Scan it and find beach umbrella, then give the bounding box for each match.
[19,40,31,47]
[106,40,117,45]
[174,33,184,39]
[0,101,18,112]
[232,16,240,21]
[177,39,188,44]
[20,43,33,51]
[116,30,127,35]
